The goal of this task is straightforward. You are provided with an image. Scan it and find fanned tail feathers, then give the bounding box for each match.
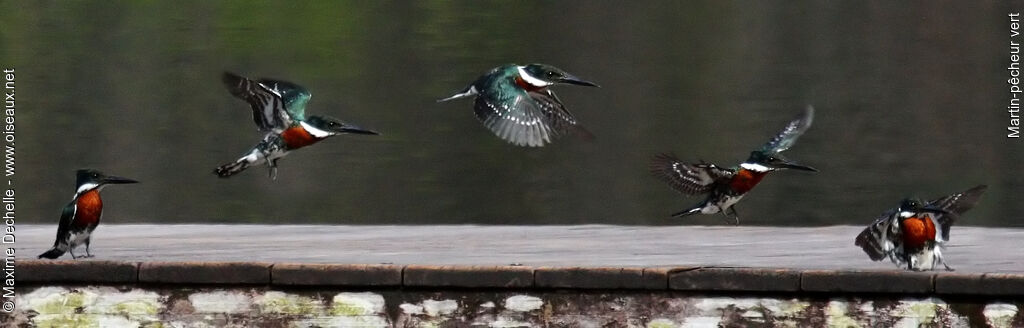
[215,161,249,178]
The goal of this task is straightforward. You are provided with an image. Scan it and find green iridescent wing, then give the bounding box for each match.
[258,78,311,122]
[760,106,814,154]
[222,72,310,132]
[474,84,586,147]
[52,200,76,246]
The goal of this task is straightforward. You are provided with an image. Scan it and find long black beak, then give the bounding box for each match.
[103,176,139,184]
[337,123,379,135]
[776,162,818,172]
[560,74,600,87]
[769,158,818,172]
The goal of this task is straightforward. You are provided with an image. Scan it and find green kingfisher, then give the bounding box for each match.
[650,106,818,224]
[38,169,138,259]
[215,72,379,179]
[855,185,987,271]
[438,63,599,147]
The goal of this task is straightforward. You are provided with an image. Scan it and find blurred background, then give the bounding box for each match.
[1,1,1019,226]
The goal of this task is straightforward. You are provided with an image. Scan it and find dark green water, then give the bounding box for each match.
[2,2,1020,225]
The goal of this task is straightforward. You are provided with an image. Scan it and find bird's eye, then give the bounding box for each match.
[547,72,557,78]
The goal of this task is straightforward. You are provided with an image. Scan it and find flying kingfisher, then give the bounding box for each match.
[650,106,818,224]
[855,185,987,271]
[215,72,379,179]
[38,169,138,259]
[438,63,599,147]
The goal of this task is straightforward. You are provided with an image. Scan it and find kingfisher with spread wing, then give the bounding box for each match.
[215,72,379,179]
[650,106,818,224]
[438,64,598,147]
[855,185,987,271]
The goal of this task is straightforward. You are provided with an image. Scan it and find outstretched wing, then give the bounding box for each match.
[650,153,735,195]
[473,86,588,147]
[926,185,988,241]
[222,72,301,132]
[854,208,902,262]
[760,105,814,154]
[52,200,76,247]
[257,78,311,122]
[528,89,594,141]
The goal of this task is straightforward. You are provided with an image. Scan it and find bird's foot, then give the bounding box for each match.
[267,161,279,180]
[723,207,740,225]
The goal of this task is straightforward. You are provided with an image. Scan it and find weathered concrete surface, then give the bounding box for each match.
[15,224,1024,272]
[14,225,1024,326]
[13,261,1024,327]
[19,261,1024,295]
[7,286,1024,327]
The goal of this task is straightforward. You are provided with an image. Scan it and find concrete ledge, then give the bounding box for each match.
[802,270,933,294]
[20,260,138,283]
[641,267,677,290]
[139,261,271,284]
[16,260,1024,295]
[404,265,533,288]
[272,263,402,286]
[535,267,645,289]
[935,272,1024,296]
[669,267,801,292]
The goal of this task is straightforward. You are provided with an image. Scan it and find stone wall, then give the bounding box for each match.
[6,261,1024,327]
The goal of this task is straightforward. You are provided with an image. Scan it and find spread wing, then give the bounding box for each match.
[925,185,987,241]
[650,153,735,195]
[222,72,308,132]
[760,105,814,154]
[52,200,76,246]
[257,78,311,122]
[473,87,588,147]
[854,208,902,262]
[529,89,593,141]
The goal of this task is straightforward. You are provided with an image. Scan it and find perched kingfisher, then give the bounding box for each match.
[650,107,818,224]
[38,169,138,259]
[855,185,987,271]
[438,63,599,147]
[215,72,379,179]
